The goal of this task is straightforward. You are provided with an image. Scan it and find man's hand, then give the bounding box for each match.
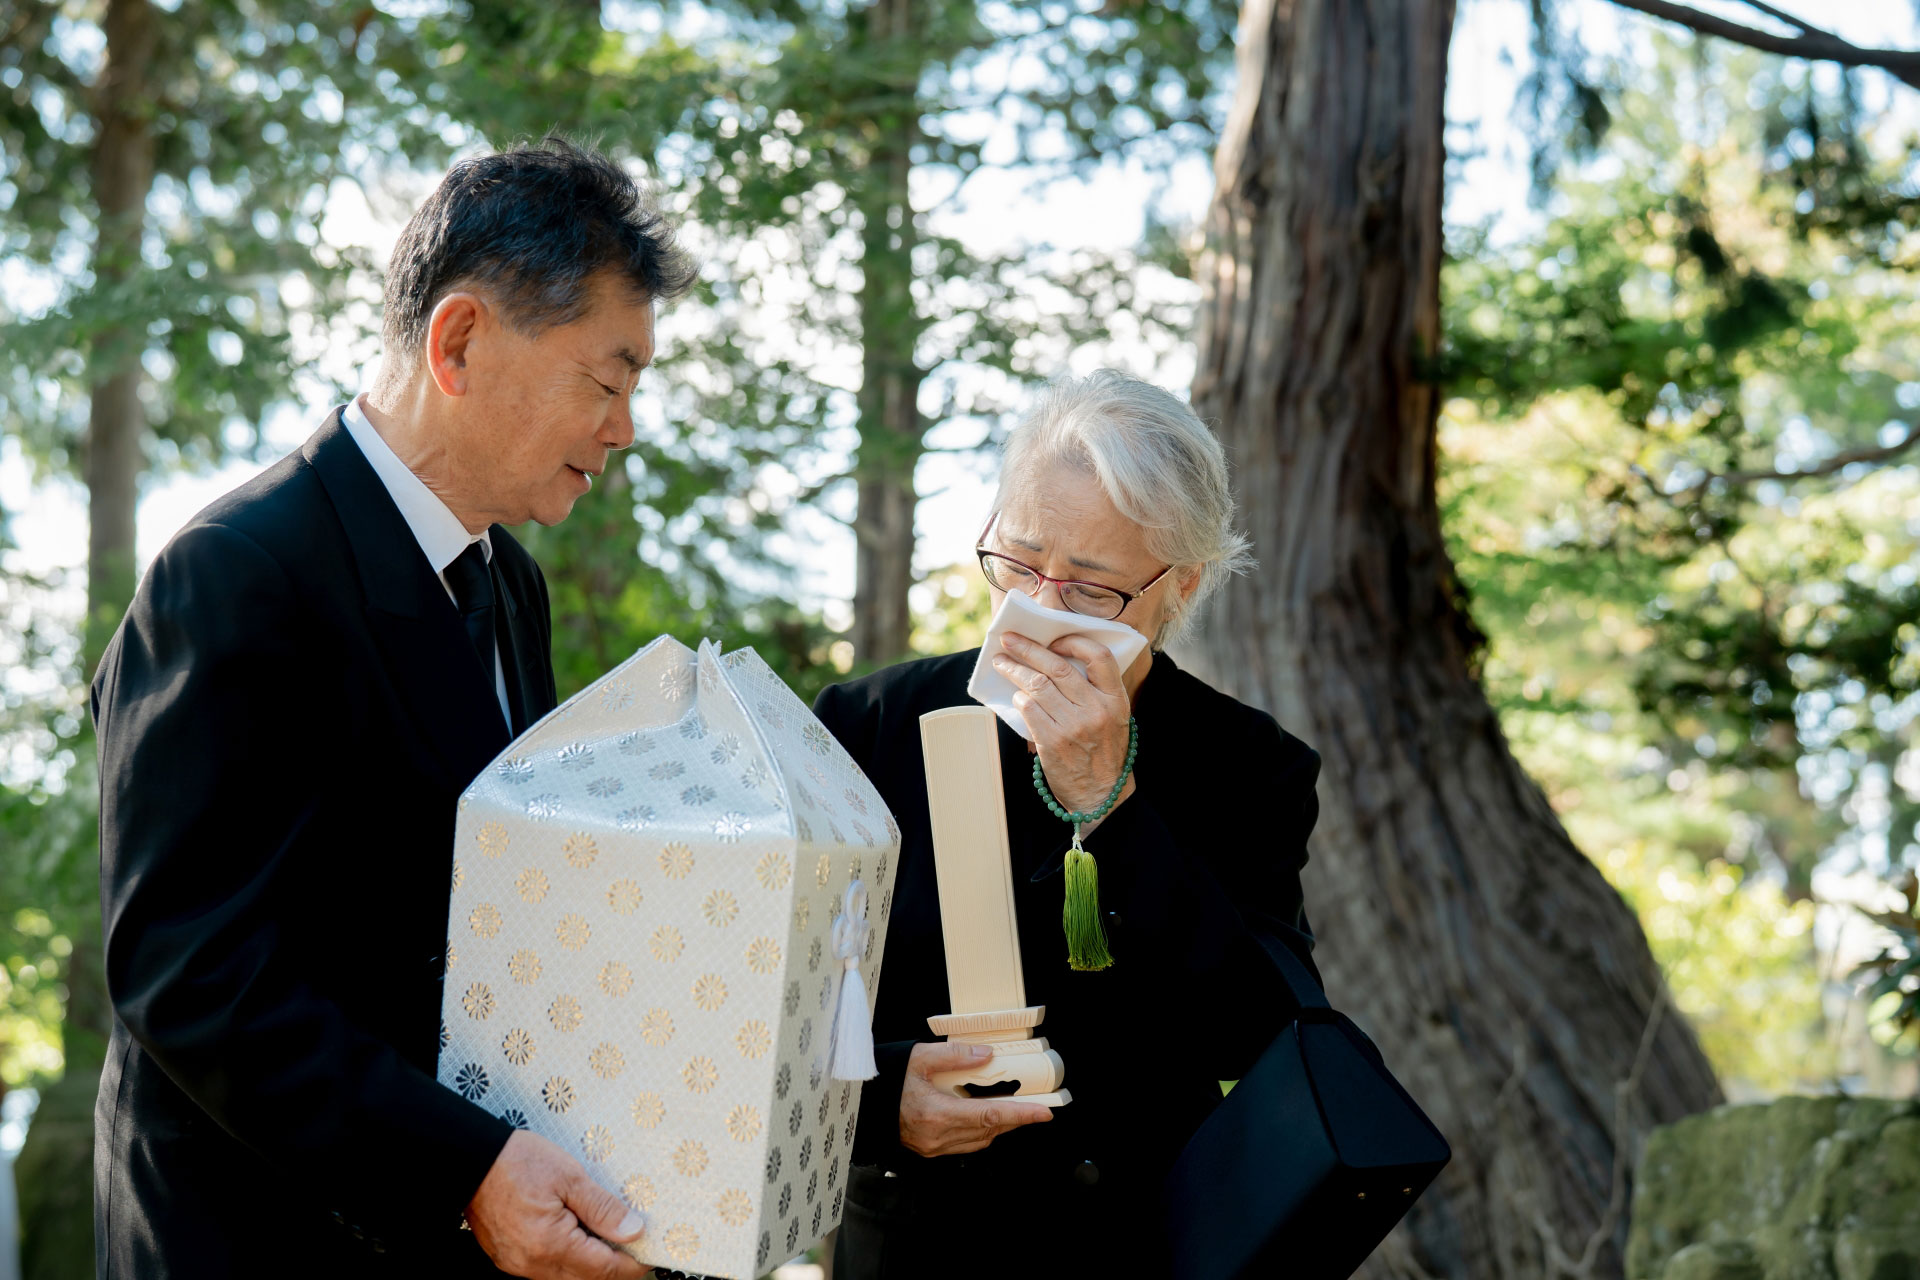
[466,1129,651,1279]
[898,1042,1053,1158]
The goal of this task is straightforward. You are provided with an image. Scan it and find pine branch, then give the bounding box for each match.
[1642,428,1920,502]
[1606,0,1920,90]
[1737,1,1818,35]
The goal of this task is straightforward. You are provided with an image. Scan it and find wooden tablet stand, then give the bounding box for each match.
[919,706,1071,1108]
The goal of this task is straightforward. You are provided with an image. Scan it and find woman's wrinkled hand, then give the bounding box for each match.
[991,631,1135,817]
[898,1041,1053,1158]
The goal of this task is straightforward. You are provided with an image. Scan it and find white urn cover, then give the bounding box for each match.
[437,637,901,1278]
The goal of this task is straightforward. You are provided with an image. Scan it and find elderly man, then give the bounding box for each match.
[90,136,691,1280]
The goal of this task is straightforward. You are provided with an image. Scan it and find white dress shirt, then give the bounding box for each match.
[338,395,514,729]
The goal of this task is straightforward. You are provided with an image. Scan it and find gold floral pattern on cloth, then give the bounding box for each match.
[445,943,459,971]
[682,1056,718,1094]
[753,851,791,890]
[563,833,599,869]
[598,960,633,997]
[672,1139,709,1177]
[589,1042,625,1080]
[606,877,643,915]
[581,1124,615,1163]
[438,636,907,1279]
[658,841,694,879]
[508,947,541,985]
[725,1105,762,1143]
[623,1174,658,1209]
[649,925,684,963]
[691,974,728,1011]
[735,1019,772,1059]
[630,1092,665,1129]
[717,1188,754,1227]
[745,937,781,975]
[548,995,583,1033]
[556,912,591,951]
[664,1224,700,1262]
[462,982,495,1020]
[702,889,739,928]
[639,1008,675,1047]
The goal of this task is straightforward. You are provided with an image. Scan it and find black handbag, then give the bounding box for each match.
[1161,933,1452,1279]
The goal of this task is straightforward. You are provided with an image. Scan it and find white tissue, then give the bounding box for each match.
[965,587,1148,741]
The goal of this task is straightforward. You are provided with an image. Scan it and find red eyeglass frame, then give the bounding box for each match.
[973,511,1175,619]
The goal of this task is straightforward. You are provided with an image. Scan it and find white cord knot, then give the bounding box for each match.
[826,880,876,1081]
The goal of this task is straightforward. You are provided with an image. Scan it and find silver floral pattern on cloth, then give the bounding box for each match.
[438,637,900,1279]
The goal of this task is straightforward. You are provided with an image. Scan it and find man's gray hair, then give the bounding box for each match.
[993,369,1254,648]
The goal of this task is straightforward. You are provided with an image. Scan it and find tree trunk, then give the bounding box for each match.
[849,0,922,664]
[83,0,157,683]
[1186,3,1725,1278]
[22,7,159,1277]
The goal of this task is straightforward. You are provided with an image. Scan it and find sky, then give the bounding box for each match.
[6,0,1920,612]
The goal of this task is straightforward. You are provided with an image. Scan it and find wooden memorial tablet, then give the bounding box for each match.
[918,705,1069,1107]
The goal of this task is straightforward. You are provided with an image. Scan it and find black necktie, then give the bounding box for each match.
[443,542,500,707]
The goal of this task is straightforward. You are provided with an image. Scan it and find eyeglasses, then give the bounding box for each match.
[974,512,1174,621]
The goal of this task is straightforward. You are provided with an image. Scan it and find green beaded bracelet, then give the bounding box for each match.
[1032,716,1138,824]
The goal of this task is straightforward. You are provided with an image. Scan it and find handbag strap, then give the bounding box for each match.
[1257,927,1334,1015]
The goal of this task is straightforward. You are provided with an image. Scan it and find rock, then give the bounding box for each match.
[1628,1096,1920,1280]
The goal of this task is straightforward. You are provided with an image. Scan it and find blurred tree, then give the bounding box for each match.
[1484,12,1920,1063]
[414,0,1234,663]
[0,0,449,675]
[1186,3,1724,1278]
[2,9,452,1273]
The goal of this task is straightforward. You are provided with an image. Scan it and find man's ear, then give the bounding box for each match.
[424,292,486,398]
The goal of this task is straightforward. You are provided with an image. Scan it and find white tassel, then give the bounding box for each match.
[827,880,877,1081]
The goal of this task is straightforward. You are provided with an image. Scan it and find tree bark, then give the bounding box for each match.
[1186,3,1725,1278]
[21,7,159,1276]
[849,0,922,664]
[83,0,157,682]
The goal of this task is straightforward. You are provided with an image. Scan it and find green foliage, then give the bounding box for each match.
[0,561,98,1086]
[509,460,848,708]
[910,560,995,656]
[1440,34,1920,1075]
[0,1,461,474]
[1849,869,1920,1052]
[410,0,1230,642]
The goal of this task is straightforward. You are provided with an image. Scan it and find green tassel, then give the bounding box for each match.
[1062,834,1115,972]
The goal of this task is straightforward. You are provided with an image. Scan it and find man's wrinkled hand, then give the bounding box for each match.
[466,1129,652,1280]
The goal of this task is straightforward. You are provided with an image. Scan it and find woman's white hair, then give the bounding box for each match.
[993,368,1254,649]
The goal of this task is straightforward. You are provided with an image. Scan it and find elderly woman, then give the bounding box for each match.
[811,370,1324,1279]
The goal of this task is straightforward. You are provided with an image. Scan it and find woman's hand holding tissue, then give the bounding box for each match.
[989,631,1136,821]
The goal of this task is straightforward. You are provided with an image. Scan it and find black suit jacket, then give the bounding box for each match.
[812,649,1322,1278]
[90,410,558,1279]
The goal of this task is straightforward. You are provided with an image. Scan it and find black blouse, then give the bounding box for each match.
[812,647,1323,1251]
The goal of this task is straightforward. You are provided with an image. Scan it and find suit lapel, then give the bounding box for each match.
[302,410,511,789]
